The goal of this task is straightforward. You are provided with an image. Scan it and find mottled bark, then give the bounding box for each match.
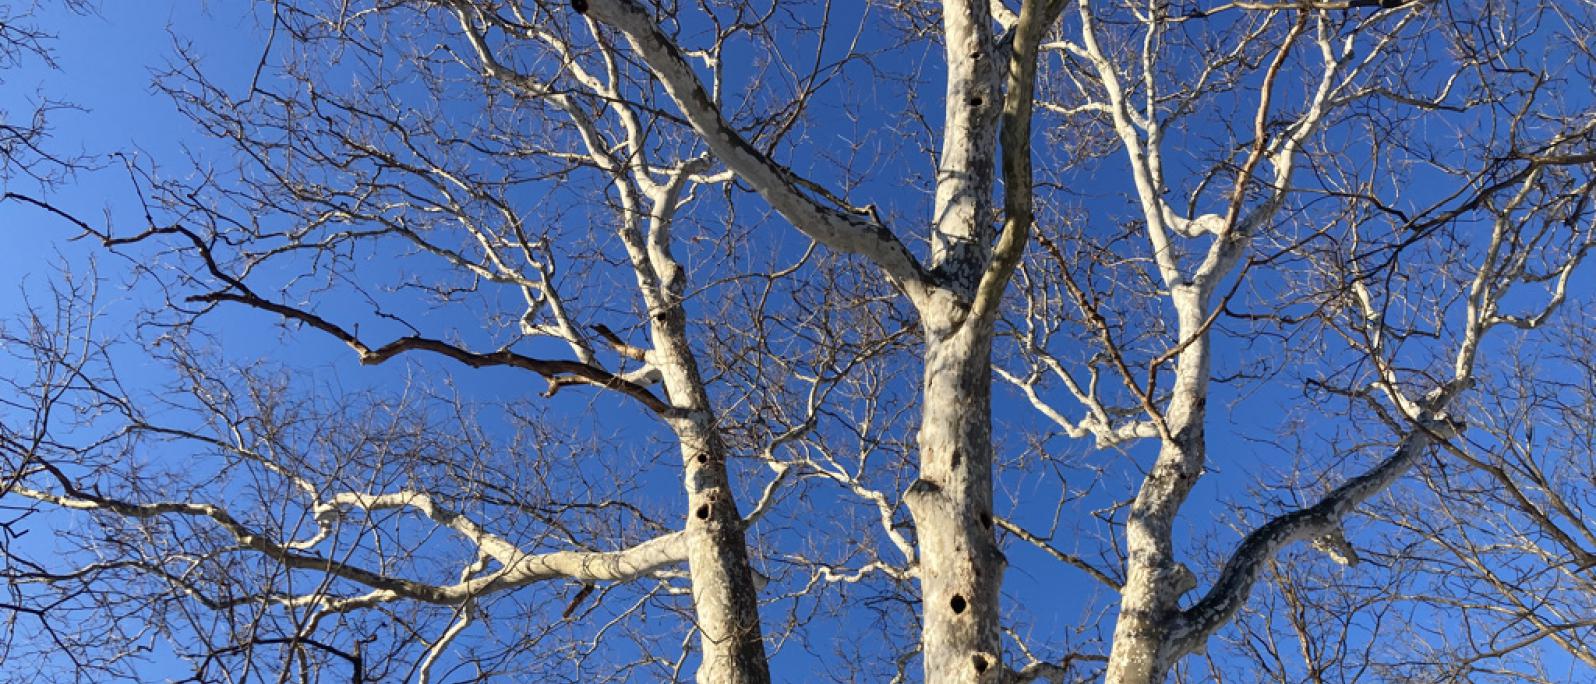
[634,174,771,682]
[1167,422,1449,660]
[668,408,769,684]
[930,0,1000,295]
[907,316,1006,683]
[8,1,1593,682]
[902,0,1063,679]
[906,1,1060,680]
[640,301,766,683]
[1103,286,1211,684]
[577,1,1057,680]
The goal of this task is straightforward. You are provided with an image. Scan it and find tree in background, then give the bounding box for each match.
[1,1,1592,683]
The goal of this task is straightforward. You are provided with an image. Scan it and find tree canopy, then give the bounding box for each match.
[2,1,1594,682]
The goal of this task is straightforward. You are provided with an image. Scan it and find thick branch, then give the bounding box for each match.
[968,0,1066,327]
[12,482,688,611]
[1165,419,1458,658]
[575,0,934,304]
[190,291,670,414]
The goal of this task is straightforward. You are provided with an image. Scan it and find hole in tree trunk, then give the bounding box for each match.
[972,654,989,673]
[980,512,993,529]
[695,504,710,520]
[950,594,967,614]
[697,454,708,464]
[969,96,984,107]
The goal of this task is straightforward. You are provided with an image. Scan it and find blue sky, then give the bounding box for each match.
[0,3,1374,679]
[4,2,1594,682]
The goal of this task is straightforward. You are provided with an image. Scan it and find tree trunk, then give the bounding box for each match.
[907,314,1005,683]
[1104,285,1211,684]
[654,309,770,684]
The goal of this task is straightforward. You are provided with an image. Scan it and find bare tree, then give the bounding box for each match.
[1210,313,1596,683]
[0,0,92,184]
[3,1,1595,683]
[4,0,1058,680]
[998,0,1596,681]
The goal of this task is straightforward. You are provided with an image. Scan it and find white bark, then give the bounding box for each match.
[11,483,689,611]
[15,1,1589,681]
[448,6,776,676]
[576,0,936,307]
[908,322,1006,682]
[577,1,1059,679]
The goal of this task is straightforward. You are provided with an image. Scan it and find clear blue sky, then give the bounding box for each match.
[0,2,1370,679]
[4,2,1590,682]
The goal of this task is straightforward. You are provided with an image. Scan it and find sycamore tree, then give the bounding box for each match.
[1,1,1592,683]
[999,0,1595,680]
[1216,313,1596,683]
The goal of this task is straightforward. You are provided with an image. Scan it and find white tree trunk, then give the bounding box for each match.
[653,306,771,684]
[575,2,1053,680]
[1103,286,1211,684]
[908,315,1006,683]
[900,0,1014,678]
